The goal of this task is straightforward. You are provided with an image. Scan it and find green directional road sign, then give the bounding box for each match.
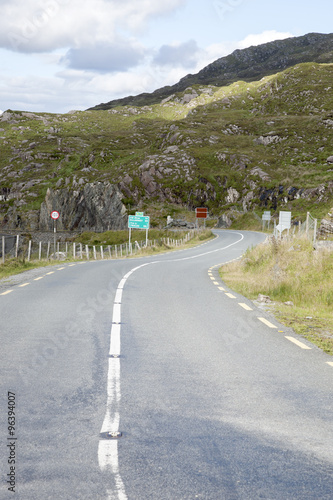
[128,215,150,229]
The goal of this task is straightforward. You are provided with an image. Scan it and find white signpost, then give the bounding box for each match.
[275,211,291,237]
[262,211,271,229]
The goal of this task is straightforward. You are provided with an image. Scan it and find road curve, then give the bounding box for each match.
[1,230,332,500]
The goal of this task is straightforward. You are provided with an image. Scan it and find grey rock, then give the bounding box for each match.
[258,294,272,303]
[39,182,127,231]
[225,187,240,204]
[254,135,282,146]
[216,213,233,228]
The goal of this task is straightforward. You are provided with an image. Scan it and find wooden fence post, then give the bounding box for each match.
[27,240,32,261]
[15,235,19,258]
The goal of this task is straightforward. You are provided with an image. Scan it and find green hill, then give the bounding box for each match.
[0,60,333,230]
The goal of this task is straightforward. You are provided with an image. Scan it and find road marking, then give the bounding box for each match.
[112,304,121,324]
[0,290,13,295]
[225,293,236,299]
[239,303,253,311]
[57,267,65,270]
[213,281,219,285]
[218,287,225,291]
[68,264,76,267]
[210,276,215,280]
[258,317,277,329]
[326,362,333,367]
[114,288,123,304]
[99,261,153,500]
[46,271,54,275]
[34,277,43,281]
[110,323,121,356]
[98,234,248,495]
[285,336,312,350]
[18,283,30,287]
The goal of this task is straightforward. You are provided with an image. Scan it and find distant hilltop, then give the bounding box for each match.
[88,32,333,110]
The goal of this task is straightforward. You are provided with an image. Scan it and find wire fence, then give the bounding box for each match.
[272,212,318,246]
[0,231,196,264]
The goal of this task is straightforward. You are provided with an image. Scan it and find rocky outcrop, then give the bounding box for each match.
[39,182,127,231]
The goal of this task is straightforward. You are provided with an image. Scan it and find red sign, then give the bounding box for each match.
[195,208,208,219]
[50,210,60,220]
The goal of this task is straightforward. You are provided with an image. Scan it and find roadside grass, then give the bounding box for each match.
[127,229,214,258]
[74,228,192,246]
[0,258,58,280]
[219,235,333,354]
[0,230,213,280]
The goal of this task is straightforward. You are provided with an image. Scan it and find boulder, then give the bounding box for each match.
[216,213,233,228]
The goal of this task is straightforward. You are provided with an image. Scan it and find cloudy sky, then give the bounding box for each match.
[0,0,332,114]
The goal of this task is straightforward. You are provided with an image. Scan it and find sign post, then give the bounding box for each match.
[195,207,208,228]
[128,214,150,250]
[262,211,271,230]
[50,211,60,258]
[275,211,291,238]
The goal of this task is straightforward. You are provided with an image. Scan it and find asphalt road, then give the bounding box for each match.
[1,230,332,500]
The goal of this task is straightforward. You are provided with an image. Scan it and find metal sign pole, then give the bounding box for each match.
[54,219,56,257]
[2,236,5,264]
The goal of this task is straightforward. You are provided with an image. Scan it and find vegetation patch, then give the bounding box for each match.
[220,235,333,354]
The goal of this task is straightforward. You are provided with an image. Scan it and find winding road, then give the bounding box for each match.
[1,230,333,499]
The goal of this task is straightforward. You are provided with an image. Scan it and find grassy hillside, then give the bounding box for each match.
[0,62,333,228]
[220,235,333,354]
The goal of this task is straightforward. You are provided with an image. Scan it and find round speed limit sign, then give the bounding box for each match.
[50,210,60,220]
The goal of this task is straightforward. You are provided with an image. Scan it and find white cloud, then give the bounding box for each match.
[237,30,294,49]
[0,0,186,53]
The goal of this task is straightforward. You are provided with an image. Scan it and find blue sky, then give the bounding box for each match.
[0,0,331,114]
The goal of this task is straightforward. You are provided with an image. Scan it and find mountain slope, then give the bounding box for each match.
[89,32,333,110]
[0,61,333,231]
